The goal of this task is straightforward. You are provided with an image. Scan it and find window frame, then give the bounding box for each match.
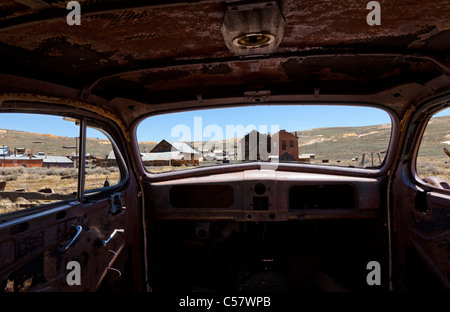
[0,109,129,220]
[83,123,129,196]
[412,102,450,194]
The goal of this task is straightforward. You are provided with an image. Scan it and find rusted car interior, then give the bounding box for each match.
[0,0,449,292]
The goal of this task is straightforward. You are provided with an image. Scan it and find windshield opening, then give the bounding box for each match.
[136,105,392,173]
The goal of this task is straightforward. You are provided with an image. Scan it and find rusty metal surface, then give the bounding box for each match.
[0,0,448,121]
[148,169,382,221]
[0,199,123,291]
[0,0,449,292]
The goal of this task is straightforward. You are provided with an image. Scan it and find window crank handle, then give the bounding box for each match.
[95,229,124,247]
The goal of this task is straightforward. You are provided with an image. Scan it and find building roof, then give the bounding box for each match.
[107,150,116,160]
[299,154,315,158]
[167,141,198,154]
[150,140,198,154]
[1,155,72,163]
[2,155,32,160]
[141,152,185,161]
[35,156,73,163]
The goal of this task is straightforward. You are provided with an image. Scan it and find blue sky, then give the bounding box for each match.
[1,105,449,142]
[0,113,105,138]
[137,105,393,142]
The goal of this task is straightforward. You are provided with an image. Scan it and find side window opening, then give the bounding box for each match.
[0,113,123,215]
[0,113,79,214]
[416,107,450,189]
[84,126,121,193]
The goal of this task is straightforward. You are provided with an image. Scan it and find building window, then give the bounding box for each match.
[290,140,294,148]
[282,140,286,150]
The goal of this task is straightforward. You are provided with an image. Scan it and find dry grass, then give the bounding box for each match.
[0,197,29,214]
[1,167,120,192]
[0,167,120,214]
[416,114,450,181]
[416,157,450,181]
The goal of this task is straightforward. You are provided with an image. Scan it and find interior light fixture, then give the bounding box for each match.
[221,1,286,56]
[232,33,276,49]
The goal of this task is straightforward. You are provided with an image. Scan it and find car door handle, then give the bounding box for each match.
[95,229,124,247]
[59,225,83,252]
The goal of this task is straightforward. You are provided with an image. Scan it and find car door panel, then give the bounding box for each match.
[392,102,450,291]
[0,194,127,292]
[409,190,450,289]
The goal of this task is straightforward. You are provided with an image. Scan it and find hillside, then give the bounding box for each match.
[294,123,391,164]
[0,129,113,159]
[416,115,450,157]
[0,115,448,167]
[415,115,450,179]
[186,123,393,167]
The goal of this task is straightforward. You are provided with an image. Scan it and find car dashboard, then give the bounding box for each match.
[147,168,383,222]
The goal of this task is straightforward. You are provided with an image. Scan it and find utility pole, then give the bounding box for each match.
[75,136,78,168]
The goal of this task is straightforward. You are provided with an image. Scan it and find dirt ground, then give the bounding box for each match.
[0,167,120,214]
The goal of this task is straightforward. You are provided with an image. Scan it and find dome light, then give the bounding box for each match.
[233,33,275,49]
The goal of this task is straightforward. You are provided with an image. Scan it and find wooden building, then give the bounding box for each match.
[36,156,74,168]
[145,140,199,166]
[239,130,271,161]
[0,156,43,168]
[240,129,299,161]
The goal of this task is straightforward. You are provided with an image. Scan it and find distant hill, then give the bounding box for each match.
[416,115,450,157]
[1,115,448,163]
[293,115,449,163]
[0,129,113,159]
[186,122,393,164]
[295,123,390,156]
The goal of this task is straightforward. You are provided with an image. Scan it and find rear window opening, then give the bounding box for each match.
[136,105,392,174]
[416,107,450,189]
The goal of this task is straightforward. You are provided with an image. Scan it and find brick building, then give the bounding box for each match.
[272,130,299,161]
[0,155,43,168]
